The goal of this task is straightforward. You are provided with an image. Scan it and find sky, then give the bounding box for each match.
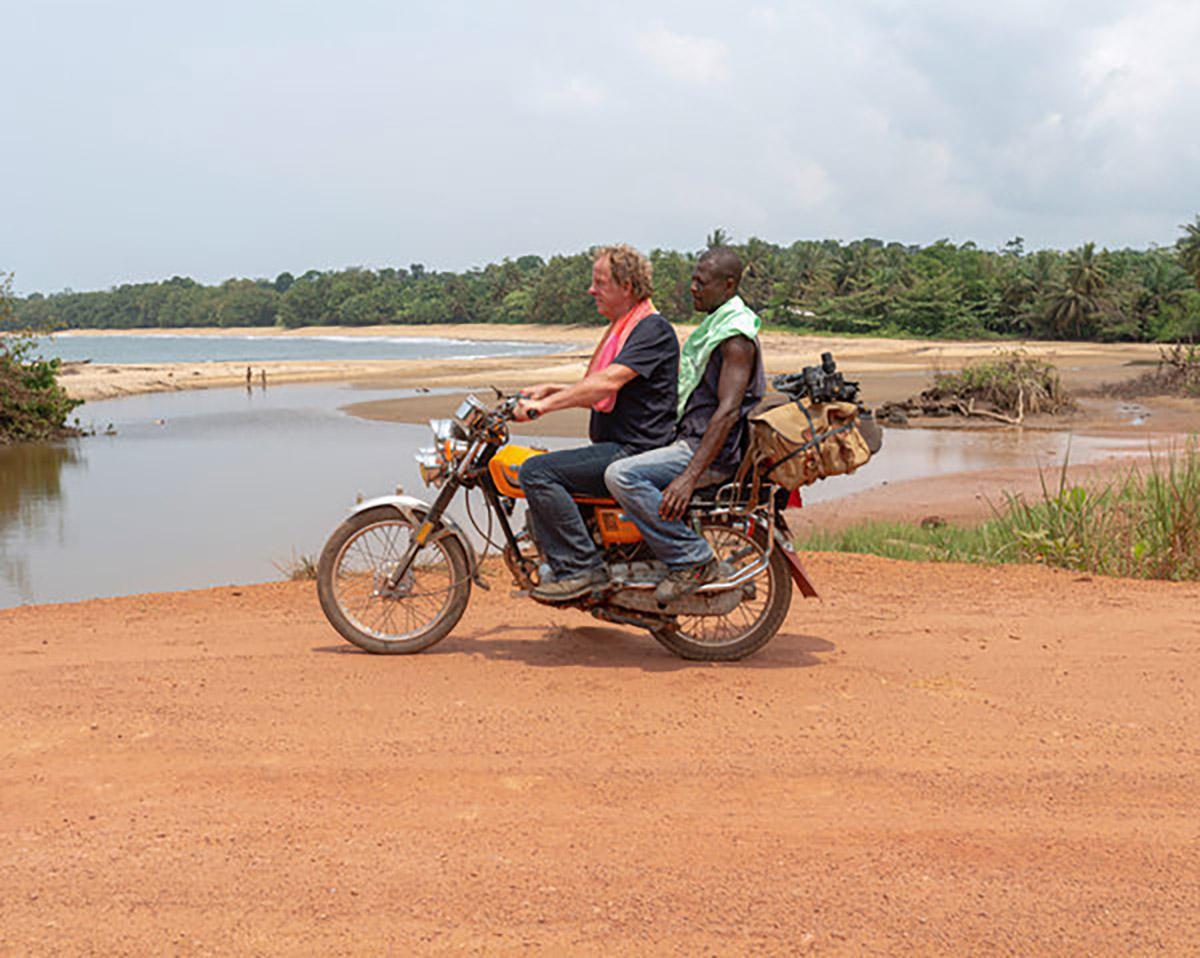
[3,0,1198,296]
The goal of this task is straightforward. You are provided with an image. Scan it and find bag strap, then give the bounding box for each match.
[732,439,762,505]
[769,419,856,471]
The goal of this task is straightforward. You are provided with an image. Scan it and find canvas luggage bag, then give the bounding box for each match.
[737,397,875,490]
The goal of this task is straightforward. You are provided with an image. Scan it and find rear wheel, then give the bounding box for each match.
[316,506,471,654]
[651,517,792,661]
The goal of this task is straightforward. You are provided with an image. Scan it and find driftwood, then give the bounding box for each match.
[877,348,1082,426]
[878,385,1028,426]
[956,388,1025,424]
[1096,343,1200,398]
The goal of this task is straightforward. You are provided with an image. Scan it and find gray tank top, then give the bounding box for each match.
[675,335,766,476]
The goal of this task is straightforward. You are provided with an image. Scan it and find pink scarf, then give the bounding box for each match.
[586,299,656,412]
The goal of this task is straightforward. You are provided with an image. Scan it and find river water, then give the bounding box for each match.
[0,382,594,608]
[1,376,1145,608]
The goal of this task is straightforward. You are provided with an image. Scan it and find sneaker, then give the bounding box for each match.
[655,556,719,604]
[531,565,609,603]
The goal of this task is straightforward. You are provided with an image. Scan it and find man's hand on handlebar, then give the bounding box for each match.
[512,395,542,422]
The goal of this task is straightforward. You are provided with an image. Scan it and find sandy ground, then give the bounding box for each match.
[3,558,1198,955]
[5,325,1198,953]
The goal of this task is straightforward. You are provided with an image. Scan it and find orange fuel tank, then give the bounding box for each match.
[488,445,545,498]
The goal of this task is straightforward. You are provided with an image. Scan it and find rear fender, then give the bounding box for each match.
[773,528,819,598]
[350,494,484,584]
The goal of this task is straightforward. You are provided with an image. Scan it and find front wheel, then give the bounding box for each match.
[651,518,792,661]
[316,506,472,654]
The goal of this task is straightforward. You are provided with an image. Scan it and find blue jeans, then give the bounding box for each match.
[519,442,628,579]
[604,439,719,570]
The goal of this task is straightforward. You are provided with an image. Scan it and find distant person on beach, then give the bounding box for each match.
[604,246,765,602]
[513,244,679,603]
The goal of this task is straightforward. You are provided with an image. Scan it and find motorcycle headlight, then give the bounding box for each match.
[415,448,446,487]
[429,418,466,442]
[454,394,488,427]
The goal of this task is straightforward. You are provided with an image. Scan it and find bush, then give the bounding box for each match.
[928,349,1074,417]
[0,274,83,444]
[1098,342,1200,398]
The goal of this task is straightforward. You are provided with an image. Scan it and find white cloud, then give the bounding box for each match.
[527,76,606,113]
[766,142,836,210]
[635,22,730,85]
[1079,1,1200,142]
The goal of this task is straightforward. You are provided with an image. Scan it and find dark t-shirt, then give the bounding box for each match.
[676,334,766,475]
[589,313,679,451]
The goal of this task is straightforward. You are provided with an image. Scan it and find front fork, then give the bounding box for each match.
[384,479,462,591]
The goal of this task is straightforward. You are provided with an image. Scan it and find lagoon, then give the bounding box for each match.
[0,380,1144,608]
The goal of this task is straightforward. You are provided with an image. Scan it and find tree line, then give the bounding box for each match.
[11,218,1200,343]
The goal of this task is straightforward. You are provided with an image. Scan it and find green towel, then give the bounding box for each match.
[676,294,761,418]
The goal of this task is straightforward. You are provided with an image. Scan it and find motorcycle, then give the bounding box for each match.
[315,392,820,661]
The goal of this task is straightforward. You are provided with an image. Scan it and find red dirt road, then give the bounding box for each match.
[2,554,1198,955]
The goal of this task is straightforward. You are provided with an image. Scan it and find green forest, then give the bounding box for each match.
[11,218,1200,343]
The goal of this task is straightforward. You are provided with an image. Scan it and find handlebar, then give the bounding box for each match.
[504,393,539,421]
[459,392,539,431]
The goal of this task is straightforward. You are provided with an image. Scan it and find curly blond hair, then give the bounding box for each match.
[592,244,654,301]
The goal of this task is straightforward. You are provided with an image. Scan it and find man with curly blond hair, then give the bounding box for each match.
[514,244,679,603]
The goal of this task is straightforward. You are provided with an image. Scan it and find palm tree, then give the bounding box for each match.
[1176,215,1200,288]
[1066,242,1107,299]
[738,236,780,313]
[1140,252,1190,315]
[705,227,731,249]
[786,240,835,300]
[1046,242,1107,339]
[833,241,879,295]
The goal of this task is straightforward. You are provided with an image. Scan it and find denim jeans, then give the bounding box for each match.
[603,439,719,570]
[519,442,628,579]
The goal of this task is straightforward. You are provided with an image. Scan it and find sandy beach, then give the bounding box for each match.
[58,322,1170,408]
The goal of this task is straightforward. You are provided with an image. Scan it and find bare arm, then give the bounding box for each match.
[659,336,756,521]
[514,364,638,420]
[520,383,571,402]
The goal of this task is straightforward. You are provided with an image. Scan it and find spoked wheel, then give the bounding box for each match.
[651,517,792,661]
[316,506,471,654]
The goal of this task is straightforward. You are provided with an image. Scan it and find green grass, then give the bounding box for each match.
[798,439,1200,581]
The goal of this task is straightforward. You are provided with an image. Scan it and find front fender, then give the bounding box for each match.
[350,493,436,523]
[349,494,483,584]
